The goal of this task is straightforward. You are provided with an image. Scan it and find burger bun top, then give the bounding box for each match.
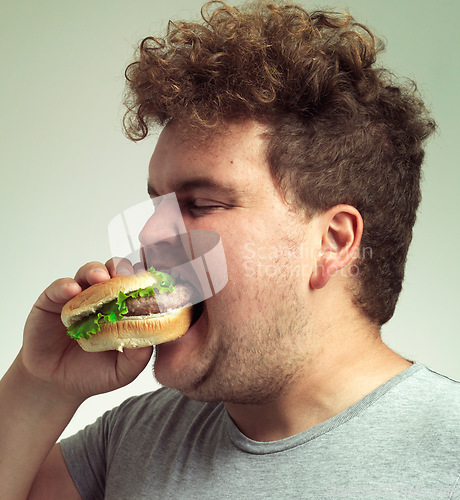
[61,271,160,327]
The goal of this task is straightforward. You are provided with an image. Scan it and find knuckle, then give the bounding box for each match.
[107,257,134,276]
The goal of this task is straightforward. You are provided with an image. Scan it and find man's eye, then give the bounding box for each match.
[188,201,225,216]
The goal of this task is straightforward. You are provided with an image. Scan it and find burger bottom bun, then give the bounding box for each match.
[76,305,193,352]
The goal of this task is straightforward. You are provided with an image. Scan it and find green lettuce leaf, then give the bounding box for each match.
[67,313,101,340]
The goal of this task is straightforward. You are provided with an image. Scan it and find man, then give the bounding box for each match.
[1,1,458,498]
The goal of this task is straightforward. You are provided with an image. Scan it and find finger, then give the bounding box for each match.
[105,257,135,277]
[116,346,153,386]
[34,278,82,314]
[74,261,111,289]
[133,262,147,273]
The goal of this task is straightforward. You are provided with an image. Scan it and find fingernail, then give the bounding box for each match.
[93,268,107,275]
[117,267,131,276]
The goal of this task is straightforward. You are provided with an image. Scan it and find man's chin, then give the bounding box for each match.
[152,359,216,402]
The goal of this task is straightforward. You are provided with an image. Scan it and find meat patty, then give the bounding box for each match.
[125,283,194,316]
[125,294,160,316]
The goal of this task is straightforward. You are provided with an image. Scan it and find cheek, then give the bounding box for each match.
[213,261,286,323]
[237,237,310,283]
[210,216,310,300]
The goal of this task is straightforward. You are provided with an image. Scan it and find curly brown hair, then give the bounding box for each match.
[123,0,436,325]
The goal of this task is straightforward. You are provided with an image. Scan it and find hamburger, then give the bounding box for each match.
[61,267,195,352]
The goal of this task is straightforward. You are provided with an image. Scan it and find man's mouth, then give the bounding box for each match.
[154,266,206,327]
[191,300,205,326]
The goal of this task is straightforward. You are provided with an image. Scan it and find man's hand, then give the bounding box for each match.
[20,260,153,401]
[0,259,152,499]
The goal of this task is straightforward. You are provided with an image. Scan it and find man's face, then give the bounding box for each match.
[146,120,317,404]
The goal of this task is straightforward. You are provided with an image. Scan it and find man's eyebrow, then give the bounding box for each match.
[147,178,241,198]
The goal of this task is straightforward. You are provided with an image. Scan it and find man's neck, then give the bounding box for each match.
[224,334,412,443]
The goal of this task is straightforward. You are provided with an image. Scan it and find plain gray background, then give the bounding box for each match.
[1,0,458,439]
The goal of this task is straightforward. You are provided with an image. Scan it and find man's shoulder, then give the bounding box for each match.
[414,364,460,417]
[392,364,460,445]
[391,364,459,413]
[410,364,460,405]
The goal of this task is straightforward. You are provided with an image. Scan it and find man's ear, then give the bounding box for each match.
[310,205,363,290]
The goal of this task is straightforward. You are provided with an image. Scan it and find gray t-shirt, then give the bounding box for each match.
[60,363,460,499]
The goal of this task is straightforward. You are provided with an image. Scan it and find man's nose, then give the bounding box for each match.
[138,196,186,248]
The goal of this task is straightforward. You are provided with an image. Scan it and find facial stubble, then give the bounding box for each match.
[153,246,312,405]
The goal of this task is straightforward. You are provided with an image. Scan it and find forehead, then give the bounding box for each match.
[148,120,272,194]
